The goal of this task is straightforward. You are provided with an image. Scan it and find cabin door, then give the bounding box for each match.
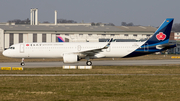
[20,44,24,53]
[77,45,81,51]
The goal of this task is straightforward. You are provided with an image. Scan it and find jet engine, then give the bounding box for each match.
[63,54,80,63]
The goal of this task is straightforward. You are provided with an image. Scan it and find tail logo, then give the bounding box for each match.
[156,32,166,40]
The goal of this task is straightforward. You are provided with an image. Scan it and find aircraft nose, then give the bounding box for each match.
[2,50,9,57]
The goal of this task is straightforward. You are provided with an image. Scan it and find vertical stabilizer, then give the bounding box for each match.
[145,18,174,45]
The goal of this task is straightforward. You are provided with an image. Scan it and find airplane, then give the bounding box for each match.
[2,18,176,66]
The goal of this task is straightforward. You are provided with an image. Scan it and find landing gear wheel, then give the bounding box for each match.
[86,61,92,66]
[21,62,25,66]
[20,58,25,66]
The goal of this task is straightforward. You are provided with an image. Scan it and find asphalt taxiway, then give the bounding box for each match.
[1,60,180,67]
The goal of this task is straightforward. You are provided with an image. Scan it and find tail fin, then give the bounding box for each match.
[145,18,174,45]
[57,36,65,42]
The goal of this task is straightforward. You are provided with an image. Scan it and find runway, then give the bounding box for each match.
[1,59,180,67]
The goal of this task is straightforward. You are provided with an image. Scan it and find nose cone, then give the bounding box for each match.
[2,50,10,57]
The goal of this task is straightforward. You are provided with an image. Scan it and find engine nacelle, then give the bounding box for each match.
[63,54,79,63]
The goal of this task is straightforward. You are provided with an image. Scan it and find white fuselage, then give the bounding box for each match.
[3,42,145,59]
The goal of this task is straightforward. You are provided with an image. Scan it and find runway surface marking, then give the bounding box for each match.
[1,74,180,76]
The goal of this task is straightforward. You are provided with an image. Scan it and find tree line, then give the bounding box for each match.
[7,18,180,31]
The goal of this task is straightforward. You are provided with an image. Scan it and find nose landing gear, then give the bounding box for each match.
[21,58,25,66]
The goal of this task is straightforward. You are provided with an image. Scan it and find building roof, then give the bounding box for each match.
[116,26,157,32]
[0,25,123,32]
[0,25,157,32]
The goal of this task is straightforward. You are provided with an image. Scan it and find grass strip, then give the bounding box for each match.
[0,75,180,101]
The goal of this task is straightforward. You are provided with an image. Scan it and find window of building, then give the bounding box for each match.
[33,33,37,42]
[19,33,23,43]
[102,34,106,36]
[111,34,115,36]
[56,34,60,42]
[9,33,14,46]
[65,38,69,42]
[146,34,151,37]
[65,34,69,36]
[88,34,92,36]
[124,34,128,36]
[42,34,46,42]
[133,34,137,37]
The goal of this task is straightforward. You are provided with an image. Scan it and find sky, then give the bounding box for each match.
[0,0,180,27]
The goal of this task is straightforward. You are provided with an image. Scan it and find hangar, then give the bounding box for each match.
[0,24,157,52]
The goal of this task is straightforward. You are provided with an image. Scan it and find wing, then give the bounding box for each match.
[74,38,113,56]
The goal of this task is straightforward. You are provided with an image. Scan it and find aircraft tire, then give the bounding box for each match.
[21,62,25,66]
[86,61,92,66]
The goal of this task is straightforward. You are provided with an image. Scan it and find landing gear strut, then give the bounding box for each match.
[21,58,25,66]
[86,61,92,66]
[85,56,92,66]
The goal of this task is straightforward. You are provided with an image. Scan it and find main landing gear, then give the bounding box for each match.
[21,58,25,66]
[85,56,92,66]
[86,61,92,66]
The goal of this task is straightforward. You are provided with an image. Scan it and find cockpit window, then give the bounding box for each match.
[9,47,15,49]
